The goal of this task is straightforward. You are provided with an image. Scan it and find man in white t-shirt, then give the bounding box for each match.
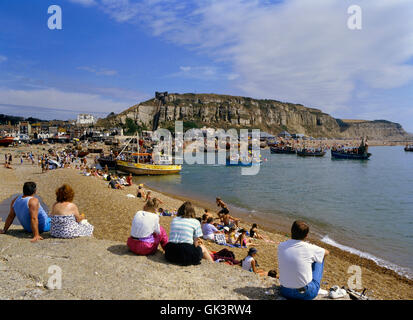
[278,220,329,300]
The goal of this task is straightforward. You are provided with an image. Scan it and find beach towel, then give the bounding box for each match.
[126,194,136,198]
[214,233,227,245]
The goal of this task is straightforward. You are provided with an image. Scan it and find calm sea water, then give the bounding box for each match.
[134,146,413,279]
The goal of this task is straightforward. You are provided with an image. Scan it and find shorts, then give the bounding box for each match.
[218,207,229,215]
[164,242,203,266]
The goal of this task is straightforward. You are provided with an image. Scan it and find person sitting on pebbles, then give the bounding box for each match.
[127,198,168,255]
[49,184,94,239]
[0,182,51,242]
[241,247,267,276]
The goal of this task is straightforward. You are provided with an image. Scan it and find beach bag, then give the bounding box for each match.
[215,248,235,259]
[214,233,227,245]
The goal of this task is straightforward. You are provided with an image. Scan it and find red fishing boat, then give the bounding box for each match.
[0,136,14,147]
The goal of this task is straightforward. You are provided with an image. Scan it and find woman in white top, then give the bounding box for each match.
[241,248,267,276]
[127,198,168,255]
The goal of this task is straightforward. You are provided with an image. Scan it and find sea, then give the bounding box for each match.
[132,146,413,279]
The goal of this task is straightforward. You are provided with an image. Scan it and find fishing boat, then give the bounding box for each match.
[0,136,14,147]
[116,152,181,175]
[331,150,371,160]
[297,149,326,157]
[97,156,117,170]
[404,145,413,152]
[115,135,181,175]
[270,146,296,154]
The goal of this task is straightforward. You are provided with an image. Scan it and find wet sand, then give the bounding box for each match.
[1,144,412,300]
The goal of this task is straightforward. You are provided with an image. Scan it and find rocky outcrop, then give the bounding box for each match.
[104,93,409,140]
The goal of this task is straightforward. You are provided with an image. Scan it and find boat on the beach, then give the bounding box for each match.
[97,156,117,170]
[331,150,371,160]
[270,146,296,154]
[0,136,15,147]
[87,148,104,154]
[116,153,182,175]
[297,149,326,157]
[77,151,89,158]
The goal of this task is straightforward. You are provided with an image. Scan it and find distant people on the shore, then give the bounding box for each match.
[164,201,214,265]
[50,184,94,238]
[241,247,267,276]
[0,182,50,242]
[216,197,240,227]
[278,220,329,300]
[127,198,168,255]
[126,173,133,186]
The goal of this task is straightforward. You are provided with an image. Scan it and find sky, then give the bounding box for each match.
[0,0,412,131]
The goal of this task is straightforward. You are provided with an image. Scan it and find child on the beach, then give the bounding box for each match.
[226,227,237,245]
[236,229,253,247]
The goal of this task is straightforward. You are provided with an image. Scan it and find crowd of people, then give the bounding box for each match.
[1,148,331,300]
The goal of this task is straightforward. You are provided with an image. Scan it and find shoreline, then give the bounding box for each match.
[137,180,413,283]
[1,145,413,299]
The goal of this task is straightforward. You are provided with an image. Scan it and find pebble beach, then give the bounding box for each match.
[1,144,412,300]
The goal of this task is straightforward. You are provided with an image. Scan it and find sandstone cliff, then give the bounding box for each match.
[101,93,409,140]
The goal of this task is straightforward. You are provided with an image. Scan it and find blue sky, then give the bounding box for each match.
[0,0,412,132]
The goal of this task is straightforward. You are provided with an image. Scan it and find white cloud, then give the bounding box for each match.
[92,0,413,117]
[68,0,97,7]
[0,87,132,114]
[0,56,7,63]
[77,66,118,76]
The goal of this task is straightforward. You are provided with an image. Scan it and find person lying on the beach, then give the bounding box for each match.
[202,217,223,241]
[127,198,168,256]
[236,229,253,247]
[164,201,214,265]
[278,220,330,300]
[241,248,267,276]
[0,182,50,242]
[50,184,94,239]
[108,179,123,190]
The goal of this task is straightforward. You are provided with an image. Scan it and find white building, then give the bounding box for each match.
[76,114,96,126]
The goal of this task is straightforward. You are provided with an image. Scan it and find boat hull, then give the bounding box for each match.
[404,147,413,152]
[0,137,14,147]
[98,157,117,169]
[297,151,326,157]
[116,160,181,175]
[270,147,296,154]
[331,151,371,160]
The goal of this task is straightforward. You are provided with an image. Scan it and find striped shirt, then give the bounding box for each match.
[168,217,203,244]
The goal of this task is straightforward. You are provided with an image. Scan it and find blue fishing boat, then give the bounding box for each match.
[331,150,371,160]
